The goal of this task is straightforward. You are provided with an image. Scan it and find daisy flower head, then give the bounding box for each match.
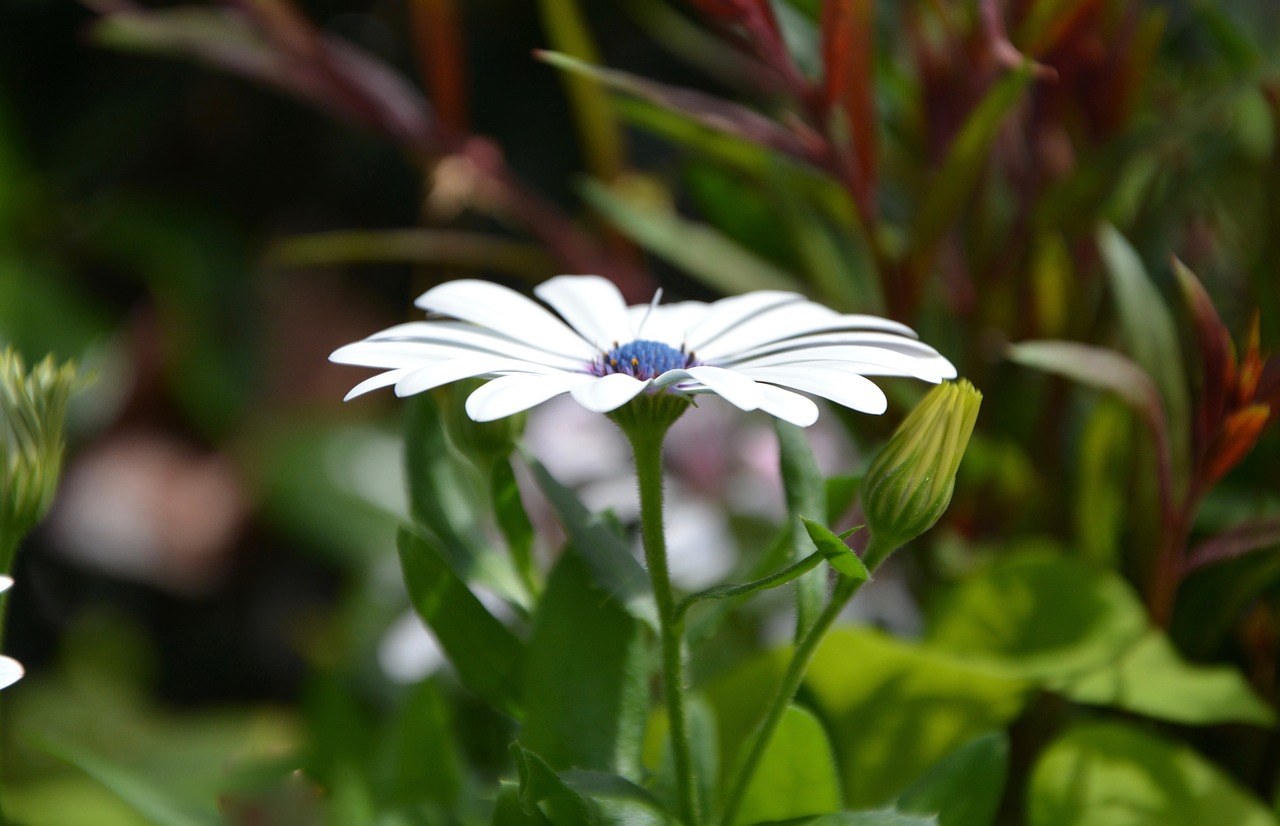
[331,276,957,428]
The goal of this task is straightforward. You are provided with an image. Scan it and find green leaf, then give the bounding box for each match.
[1051,629,1275,726]
[559,772,676,825]
[382,680,464,808]
[897,732,1008,826]
[1097,224,1191,483]
[512,744,595,826]
[582,179,800,295]
[521,553,651,778]
[925,547,1149,681]
[493,456,539,593]
[494,783,555,826]
[705,629,1028,810]
[909,64,1034,261]
[397,527,525,717]
[731,705,842,826]
[1074,398,1134,566]
[803,811,940,826]
[526,454,658,629]
[39,737,216,826]
[802,517,869,581]
[775,420,829,639]
[404,395,525,601]
[1028,723,1280,826]
[643,696,719,818]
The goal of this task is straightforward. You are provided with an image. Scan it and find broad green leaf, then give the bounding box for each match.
[1097,224,1190,484]
[731,705,842,826]
[925,548,1148,681]
[776,420,829,639]
[909,64,1034,261]
[511,746,675,826]
[405,395,525,601]
[521,553,651,778]
[1028,723,1280,826]
[1051,629,1274,726]
[397,527,525,717]
[38,738,216,826]
[803,811,940,826]
[705,628,1028,810]
[526,454,658,629]
[897,732,1008,826]
[802,517,869,581]
[582,180,799,295]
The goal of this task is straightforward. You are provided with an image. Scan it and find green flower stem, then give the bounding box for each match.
[721,569,869,826]
[623,422,700,826]
[676,551,825,623]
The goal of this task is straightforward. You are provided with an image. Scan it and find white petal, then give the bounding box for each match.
[367,321,587,369]
[570,374,650,413]
[698,302,916,360]
[535,275,633,351]
[465,373,596,422]
[729,331,946,362]
[394,356,567,398]
[745,365,888,415]
[0,576,12,593]
[757,384,820,427]
[415,280,596,359]
[682,366,763,411]
[0,656,23,690]
[344,368,416,401]
[331,341,450,368]
[685,291,805,351]
[733,346,953,382]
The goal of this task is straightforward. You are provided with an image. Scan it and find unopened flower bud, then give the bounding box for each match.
[862,379,981,569]
[0,348,77,555]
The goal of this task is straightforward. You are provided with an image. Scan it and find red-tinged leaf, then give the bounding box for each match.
[537,51,824,163]
[821,0,876,218]
[1173,257,1234,454]
[1186,517,1280,573]
[91,6,438,151]
[690,0,792,73]
[1203,404,1271,488]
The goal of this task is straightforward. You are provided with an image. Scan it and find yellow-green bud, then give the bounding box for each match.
[0,347,77,554]
[861,379,981,570]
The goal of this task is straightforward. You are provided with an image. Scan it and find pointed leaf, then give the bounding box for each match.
[582,180,799,294]
[1186,516,1280,572]
[397,527,525,717]
[1097,225,1190,481]
[512,744,595,826]
[802,517,869,580]
[897,732,1008,826]
[521,553,651,778]
[525,454,658,629]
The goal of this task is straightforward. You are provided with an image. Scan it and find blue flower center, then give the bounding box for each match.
[595,339,696,380]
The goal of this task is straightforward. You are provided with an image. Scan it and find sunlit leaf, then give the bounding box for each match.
[801,517,869,581]
[397,527,525,717]
[521,553,651,778]
[925,547,1149,681]
[731,705,842,826]
[1028,723,1279,826]
[1051,629,1274,726]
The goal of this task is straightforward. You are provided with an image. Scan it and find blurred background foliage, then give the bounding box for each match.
[1,0,1280,823]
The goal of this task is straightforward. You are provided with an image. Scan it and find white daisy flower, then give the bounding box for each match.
[0,575,22,690]
[331,276,957,427]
